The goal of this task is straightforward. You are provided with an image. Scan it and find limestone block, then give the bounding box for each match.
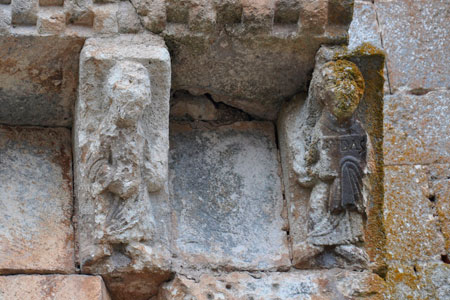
[298,0,327,34]
[74,34,172,300]
[37,8,66,34]
[117,0,142,33]
[0,275,111,300]
[157,270,385,300]
[93,3,118,34]
[169,122,290,271]
[384,165,446,263]
[0,35,84,126]
[11,0,38,25]
[241,0,275,33]
[39,0,64,6]
[130,0,166,33]
[0,126,74,273]
[384,91,450,165]
[386,262,450,300]
[375,0,450,91]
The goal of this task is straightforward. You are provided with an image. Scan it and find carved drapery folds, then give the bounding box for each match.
[74,34,172,300]
[278,45,385,271]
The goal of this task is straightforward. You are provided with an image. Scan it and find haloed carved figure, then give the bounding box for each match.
[298,60,369,266]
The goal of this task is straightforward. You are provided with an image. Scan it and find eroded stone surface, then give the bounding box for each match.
[74,34,172,300]
[169,122,290,271]
[349,0,381,51]
[384,165,446,263]
[384,91,450,165]
[375,0,450,92]
[278,45,385,270]
[157,270,385,300]
[0,126,74,273]
[0,35,84,127]
[385,262,450,300]
[0,275,110,300]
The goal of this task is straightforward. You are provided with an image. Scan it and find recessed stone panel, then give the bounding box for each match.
[0,126,74,273]
[169,122,290,271]
[0,35,84,127]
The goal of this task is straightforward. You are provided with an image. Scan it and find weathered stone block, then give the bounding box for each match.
[429,165,450,255]
[117,0,142,33]
[0,35,84,126]
[11,0,37,25]
[0,126,74,273]
[93,3,118,34]
[0,4,11,34]
[386,262,450,300]
[37,9,66,34]
[0,275,110,300]
[169,122,290,271]
[375,0,450,91]
[384,91,450,165]
[348,0,382,50]
[384,165,446,263]
[157,270,385,300]
[74,34,172,300]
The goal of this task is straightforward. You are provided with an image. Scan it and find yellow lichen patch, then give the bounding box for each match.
[321,59,365,121]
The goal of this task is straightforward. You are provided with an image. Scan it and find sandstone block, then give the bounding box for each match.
[169,122,290,271]
[157,270,385,300]
[384,165,446,263]
[384,91,450,165]
[386,262,450,300]
[74,34,172,300]
[0,126,74,273]
[0,275,110,300]
[375,0,450,91]
[0,35,84,126]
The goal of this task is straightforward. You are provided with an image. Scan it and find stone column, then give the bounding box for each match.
[74,33,172,300]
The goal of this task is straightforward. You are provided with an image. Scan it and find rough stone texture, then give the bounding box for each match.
[348,1,381,51]
[278,45,386,271]
[384,91,450,165]
[430,165,450,255]
[0,35,84,127]
[37,8,66,34]
[0,126,74,274]
[117,0,142,33]
[385,263,450,300]
[169,122,290,271]
[375,0,450,92]
[74,34,172,300]
[157,270,385,300]
[0,275,111,300]
[384,165,446,263]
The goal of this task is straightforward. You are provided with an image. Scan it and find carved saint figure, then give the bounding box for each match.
[296,59,369,265]
[82,60,163,264]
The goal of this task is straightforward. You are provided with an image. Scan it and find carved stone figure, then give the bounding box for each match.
[295,59,369,266]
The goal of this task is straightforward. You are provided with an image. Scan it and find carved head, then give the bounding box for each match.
[106,61,152,128]
[318,60,365,122]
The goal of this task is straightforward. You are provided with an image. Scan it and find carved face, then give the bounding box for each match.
[320,60,365,122]
[106,61,152,128]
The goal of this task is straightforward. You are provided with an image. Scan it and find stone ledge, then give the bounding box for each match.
[0,275,111,300]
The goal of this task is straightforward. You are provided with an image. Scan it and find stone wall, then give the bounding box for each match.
[350,0,450,298]
[0,0,449,299]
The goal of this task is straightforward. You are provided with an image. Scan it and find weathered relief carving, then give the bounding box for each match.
[74,34,172,300]
[295,60,369,265]
[278,45,385,269]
